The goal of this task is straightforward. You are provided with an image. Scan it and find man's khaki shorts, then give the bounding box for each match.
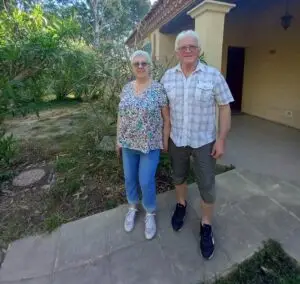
[168,138,216,204]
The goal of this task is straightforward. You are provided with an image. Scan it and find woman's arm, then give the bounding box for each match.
[116,114,121,157]
[161,106,171,152]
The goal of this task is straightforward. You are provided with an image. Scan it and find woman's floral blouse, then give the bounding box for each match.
[118,80,168,154]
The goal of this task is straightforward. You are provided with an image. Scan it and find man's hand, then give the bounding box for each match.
[211,138,225,159]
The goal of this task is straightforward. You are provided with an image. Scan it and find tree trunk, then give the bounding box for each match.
[87,0,100,48]
[94,5,100,48]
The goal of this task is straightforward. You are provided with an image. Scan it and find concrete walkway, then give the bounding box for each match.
[221,115,300,185]
[1,169,300,284]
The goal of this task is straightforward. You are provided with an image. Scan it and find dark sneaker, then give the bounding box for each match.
[200,223,215,260]
[171,202,187,231]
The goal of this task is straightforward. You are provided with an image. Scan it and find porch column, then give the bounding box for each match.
[150,29,176,65]
[188,0,235,132]
[187,0,236,70]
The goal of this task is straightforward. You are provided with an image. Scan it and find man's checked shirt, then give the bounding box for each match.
[161,61,234,148]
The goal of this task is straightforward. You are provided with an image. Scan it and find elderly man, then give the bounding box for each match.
[161,30,234,260]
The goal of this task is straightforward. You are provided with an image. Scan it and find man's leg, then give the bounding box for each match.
[200,200,214,226]
[175,183,188,206]
[168,138,190,231]
[192,142,216,259]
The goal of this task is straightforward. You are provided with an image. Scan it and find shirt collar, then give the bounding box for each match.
[175,60,205,73]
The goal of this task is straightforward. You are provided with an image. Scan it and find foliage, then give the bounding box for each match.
[210,239,300,284]
[0,130,17,183]
[0,5,81,117]
[0,131,16,168]
[84,0,150,46]
[199,53,207,65]
[43,212,66,232]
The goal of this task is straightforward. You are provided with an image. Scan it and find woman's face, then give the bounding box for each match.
[131,56,150,80]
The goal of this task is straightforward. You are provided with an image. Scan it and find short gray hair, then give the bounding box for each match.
[175,30,202,51]
[130,50,152,65]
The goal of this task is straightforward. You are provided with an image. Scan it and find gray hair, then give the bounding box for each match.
[130,50,152,65]
[175,30,202,51]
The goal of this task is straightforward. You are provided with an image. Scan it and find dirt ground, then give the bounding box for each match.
[3,105,87,140]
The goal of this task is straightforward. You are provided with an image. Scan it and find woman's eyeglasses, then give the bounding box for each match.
[133,61,148,68]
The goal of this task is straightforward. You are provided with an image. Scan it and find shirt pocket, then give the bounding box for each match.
[196,82,214,102]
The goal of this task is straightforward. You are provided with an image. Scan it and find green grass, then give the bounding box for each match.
[43,212,66,232]
[208,239,300,284]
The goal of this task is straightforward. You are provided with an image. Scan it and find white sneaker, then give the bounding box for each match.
[124,207,137,232]
[145,213,156,240]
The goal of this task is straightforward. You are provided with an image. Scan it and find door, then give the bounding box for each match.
[226,47,245,112]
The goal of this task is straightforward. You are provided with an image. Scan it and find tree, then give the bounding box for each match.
[43,0,150,47]
[0,4,81,116]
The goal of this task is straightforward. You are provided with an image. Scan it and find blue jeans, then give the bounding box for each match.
[122,148,160,213]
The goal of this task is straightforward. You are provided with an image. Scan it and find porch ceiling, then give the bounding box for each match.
[125,0,239,46]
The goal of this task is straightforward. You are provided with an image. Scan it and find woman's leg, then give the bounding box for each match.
[122,148,140,232]
[122,148,140,207]
[139,150,160,239]
[138,149,160,212]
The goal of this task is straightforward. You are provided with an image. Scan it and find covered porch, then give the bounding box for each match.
[221,114,300,185]
[137,0,300,129]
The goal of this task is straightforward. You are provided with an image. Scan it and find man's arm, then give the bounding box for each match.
[211,72,234,159]
[218,104,231,141]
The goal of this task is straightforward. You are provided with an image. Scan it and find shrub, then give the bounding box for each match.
[0,130,17,169]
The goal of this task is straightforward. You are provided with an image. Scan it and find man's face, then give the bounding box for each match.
[176,36,200,65]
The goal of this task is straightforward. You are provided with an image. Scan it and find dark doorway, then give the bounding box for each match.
[226,47,245,112]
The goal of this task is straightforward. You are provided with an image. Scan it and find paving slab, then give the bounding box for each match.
[0,231,59,282]
[239,169,300,220]
[53,257,111,284]
[282,227,300,262]
[215,205,265,264]
[157,208,203,284]
[55,211,109,271]
[237,195,300,241]
[0,276,51,284]
[202,247,232,282]
[266,182,300,220]
[109,240,178,284]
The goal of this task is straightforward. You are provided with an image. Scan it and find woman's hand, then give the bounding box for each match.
[162,140,168,153]
[161,106,170,154]
[116,144,122,158]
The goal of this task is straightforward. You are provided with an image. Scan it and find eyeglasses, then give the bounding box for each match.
[178,45,199,52]
[133,61,148,68]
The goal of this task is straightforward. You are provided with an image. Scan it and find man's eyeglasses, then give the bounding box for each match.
[178,45,198,52]
[133,61,148,68]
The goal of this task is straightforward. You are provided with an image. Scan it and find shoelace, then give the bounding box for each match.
[175,204,186,219]
[202,226,212,243]
[126,208,137,221]
[145,213,155,229]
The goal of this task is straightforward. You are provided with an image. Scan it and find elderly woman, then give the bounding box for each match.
[116,50,170,240]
